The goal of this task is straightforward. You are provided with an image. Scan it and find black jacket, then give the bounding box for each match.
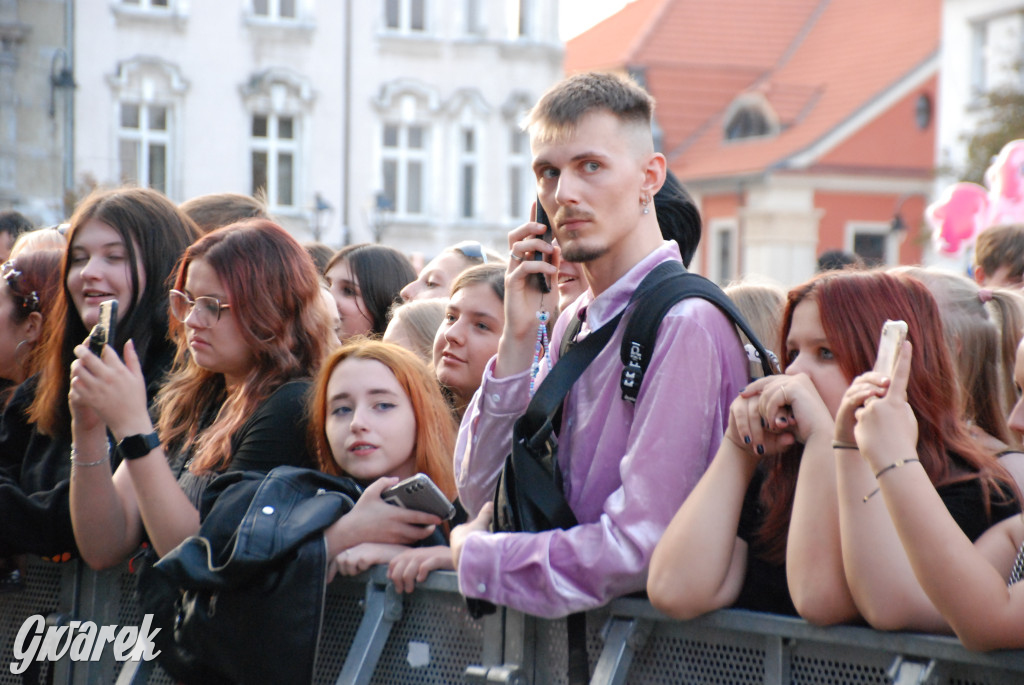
[140,466,362,685]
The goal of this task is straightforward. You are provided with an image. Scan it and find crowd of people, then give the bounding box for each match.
[2,70,1024,681]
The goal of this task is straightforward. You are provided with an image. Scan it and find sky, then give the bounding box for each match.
[559,0,631,40]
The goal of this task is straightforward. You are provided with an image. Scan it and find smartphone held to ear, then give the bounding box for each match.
[530,198,554,294]
[873,319,907,379]
[88,300,119,357]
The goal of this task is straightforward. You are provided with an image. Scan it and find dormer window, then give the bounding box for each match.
[725,106,770,140]
[722,94,779,141]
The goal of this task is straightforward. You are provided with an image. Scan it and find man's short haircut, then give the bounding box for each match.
[523,71,655,143]
[179,192,269,235]
[0,210,34,239]
[975,224,1024,281]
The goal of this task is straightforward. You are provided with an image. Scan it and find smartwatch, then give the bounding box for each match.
[116,432,161,461]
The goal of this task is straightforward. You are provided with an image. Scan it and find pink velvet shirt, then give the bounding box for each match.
[454,242,748,618]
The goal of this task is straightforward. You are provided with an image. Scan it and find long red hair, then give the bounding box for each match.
[755,270,1017,563]
[309,340,457,501]
[155,219,332,473]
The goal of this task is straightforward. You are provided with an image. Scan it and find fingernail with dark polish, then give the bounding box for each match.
[756,445,765,455]
[744,436,751,444]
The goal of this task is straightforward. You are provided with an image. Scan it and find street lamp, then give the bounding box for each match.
[312,192,333,243]
[372,192,394,244]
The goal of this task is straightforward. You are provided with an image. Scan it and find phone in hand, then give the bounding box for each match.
[382,473,456,521]
[88,300,119,357]
[530,197,554,294]
[873,319,908,379]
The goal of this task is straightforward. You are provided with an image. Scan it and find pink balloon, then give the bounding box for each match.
[986,140,1024,226]
[926,183,989,255]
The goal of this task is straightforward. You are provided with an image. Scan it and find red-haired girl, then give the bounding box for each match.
[69,219,333,567]
[649,270,1019,630]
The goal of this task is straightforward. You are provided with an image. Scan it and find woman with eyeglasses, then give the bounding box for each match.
[68,219,334,567]
[400,240,505,302]
[0,187,197,560]
[325,243,416,341]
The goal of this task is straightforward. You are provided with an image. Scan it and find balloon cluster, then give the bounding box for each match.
[927,140,1024,255]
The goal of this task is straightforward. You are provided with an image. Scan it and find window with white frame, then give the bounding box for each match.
[847,222,896,267]
[120,0,171,10]
[970,21,989,97]
[517,0,535,37]
[107,57,187,198]
[118,103,170,194]
[459,127,477,219]
[252,0,297,20]
[507,128,530,220]
[709,219,737,285]
[251,114,297,208]
[381,123,428,216]
[464,0,484,36]
[241,70,313,213]
[384,0,426,32]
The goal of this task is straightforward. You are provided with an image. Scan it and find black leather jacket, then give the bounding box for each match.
[140,466,362,685]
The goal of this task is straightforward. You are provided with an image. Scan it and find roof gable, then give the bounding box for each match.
[563,0,940,182]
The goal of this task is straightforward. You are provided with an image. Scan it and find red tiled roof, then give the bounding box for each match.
[564,0,672,74]
[563,0,940,182]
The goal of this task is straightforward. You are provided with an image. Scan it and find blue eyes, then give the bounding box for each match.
[330,402,396,417]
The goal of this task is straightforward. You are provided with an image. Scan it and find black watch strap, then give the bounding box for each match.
[116,432,161,461]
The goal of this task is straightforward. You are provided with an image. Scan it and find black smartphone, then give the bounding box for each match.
[530,197,554,294]
[88,300,118,357]
[382,473,456,520]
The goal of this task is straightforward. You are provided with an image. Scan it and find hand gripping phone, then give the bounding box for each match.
[382,473,456,521]
[88,300,119,357]
[530,197,554,294]
[873,319,908,378]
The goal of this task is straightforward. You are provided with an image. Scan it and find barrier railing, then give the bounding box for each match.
[2,556,1024,684]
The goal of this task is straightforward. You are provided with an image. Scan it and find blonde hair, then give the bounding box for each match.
[724,279,786,356]
[386,299,446,366]
[898,267,1021,448]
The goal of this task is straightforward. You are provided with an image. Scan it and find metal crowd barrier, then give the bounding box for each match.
[2,556,1024,684]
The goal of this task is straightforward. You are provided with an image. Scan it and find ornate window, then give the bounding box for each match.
[242,69,315,212]
[107,57,188,197]
[384,0,427,33]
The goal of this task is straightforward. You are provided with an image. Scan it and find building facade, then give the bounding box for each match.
[3,0,563,258]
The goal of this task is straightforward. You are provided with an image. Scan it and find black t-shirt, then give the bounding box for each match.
[173,379,317,509]
[734,461,1021,616]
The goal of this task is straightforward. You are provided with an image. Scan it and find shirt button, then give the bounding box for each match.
[490,393,500,403]
[261,506,275,515]
[477,582,487,593]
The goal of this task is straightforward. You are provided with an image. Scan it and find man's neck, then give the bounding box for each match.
[581,222,665,296]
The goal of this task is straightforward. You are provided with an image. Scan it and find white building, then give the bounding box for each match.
[5,0,563,257]
[937,0,1024,186]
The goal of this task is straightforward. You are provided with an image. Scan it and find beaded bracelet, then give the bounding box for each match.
[862,457,920,502]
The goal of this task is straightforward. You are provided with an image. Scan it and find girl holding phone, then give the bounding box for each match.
[69,220,332,567]
[312,339,461,592]
[0,187,196,559]
[648,270,1019,630]
[849,337,1024,649]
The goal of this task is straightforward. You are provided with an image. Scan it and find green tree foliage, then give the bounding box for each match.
[961,86,1024,185]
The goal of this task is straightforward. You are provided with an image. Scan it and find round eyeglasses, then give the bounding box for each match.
[169,289,231,327]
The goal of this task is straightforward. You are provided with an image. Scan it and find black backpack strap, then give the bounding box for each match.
[522,261,686,432]
[619,266,776,403]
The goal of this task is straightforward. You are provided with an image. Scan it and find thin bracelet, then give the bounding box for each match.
[862,458,921,502]
[70,446,111,468]
[832,439,859,450]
